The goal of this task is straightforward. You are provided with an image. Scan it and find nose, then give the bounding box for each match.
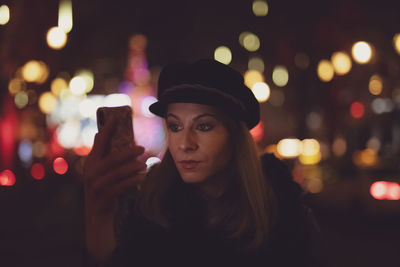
[179,128,198,151]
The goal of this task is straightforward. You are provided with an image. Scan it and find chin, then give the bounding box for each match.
[178,172,207,184]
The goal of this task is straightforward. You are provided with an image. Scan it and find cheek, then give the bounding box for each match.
[202,134,232,168]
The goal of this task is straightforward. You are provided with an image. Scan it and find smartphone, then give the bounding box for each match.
[96,105,135,154]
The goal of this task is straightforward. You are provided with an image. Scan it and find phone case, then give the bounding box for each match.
[96,105,134,153]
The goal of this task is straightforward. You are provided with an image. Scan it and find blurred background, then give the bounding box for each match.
[1,0,400,266]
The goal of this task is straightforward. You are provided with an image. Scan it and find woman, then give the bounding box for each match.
[84,59,321,266]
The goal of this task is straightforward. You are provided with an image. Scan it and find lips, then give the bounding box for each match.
[179,160,201,170]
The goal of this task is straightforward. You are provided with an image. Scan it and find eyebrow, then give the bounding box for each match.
[166,113,217,121]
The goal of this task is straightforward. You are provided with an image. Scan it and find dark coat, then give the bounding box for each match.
[85,153,324,267]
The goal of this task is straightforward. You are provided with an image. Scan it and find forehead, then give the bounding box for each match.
[166,103,219,116]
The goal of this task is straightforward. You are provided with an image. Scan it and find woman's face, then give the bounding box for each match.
[166,103,233,186]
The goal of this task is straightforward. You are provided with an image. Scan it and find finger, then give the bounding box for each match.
[89,113,117,158]
[92,160,147,190]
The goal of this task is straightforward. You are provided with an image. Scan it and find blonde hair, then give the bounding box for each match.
[136,120,276,251]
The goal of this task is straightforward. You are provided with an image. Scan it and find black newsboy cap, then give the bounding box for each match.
[149,59,260,129]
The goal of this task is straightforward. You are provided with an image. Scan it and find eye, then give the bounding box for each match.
[197,123,213,132]
[167,122,181,132]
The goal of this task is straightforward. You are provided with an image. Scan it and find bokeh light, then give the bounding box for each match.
[79,98,96,118]
[248,57,265,73]
[252,0,268,16]
[146,157,161,170]
[252,82,270,102]
[141,96,157,117]
[370,181,400,200]
[367,137,381,151]
[39,92,57,114]
[239,32,251,46]
[332,137,347,157]
[250,121,264,142]
[0,5,10,25]
[317,60,334,82]
[242,33,260,52]
[56,119,81,148]
[369,74,383,95]
[76,69,94,93]
[331,52,352,75]
[8,78,26,95]
[244,70,264,89]
[393,34,400,55]
[53,157,68,175]
[18,140,32,164]
[277,138,302,158]
[32,141,47,158]
[69,76,86,95]
[0,170,16,186]
[306,112,322,130]
[214,46,232,65]
[31,163,45,180]
[352,41,372,64]
[371,98,394,114]
[306,178,324,193]
[299,139,321,165]
[46,26,68,50]
[350,101,364,119]
[272,66,289,87]
[51,77,68,96]
[58,0,73,33]
[104,93,132,107]
[14,91,29,109]
[22,61,42,83]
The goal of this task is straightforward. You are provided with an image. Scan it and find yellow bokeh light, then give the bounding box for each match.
[244,70,264,89]
[51,77,68,96]
[317,60,334,82]
[277,138,302,158]
[46,26,68,50]
[8,78,26,95]
[69,76,86,95]
[252,82,270,102]
[352,41,372,64]
[37,61,50,84]
[248,57,265,73]
[14,91,29,109]
[58,0,73,33]
[252,0,268,16]
[369,74,383,95]
[272,66,289,87]
[22,61,42,83]
[76,69,94,93]
[331,52,352,75]
[243,33,260,52]
[299,152,322,165]
[301,139,320,156]
[0,5,10,25]
[239,32,251,47]
[214,46,232,65]
[39,92,57,114]
[393,34,400,55]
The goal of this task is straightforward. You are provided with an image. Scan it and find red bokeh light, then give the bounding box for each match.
[350,101,365,119]
[31,163,45,180]
[250,121,264,142]
[0,169,16,186]
[370,181,400,200]
[53,157,68,175]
